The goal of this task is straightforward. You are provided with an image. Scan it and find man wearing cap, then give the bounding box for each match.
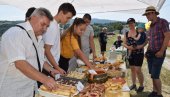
[143,6,170,97]
[123,18,147,93]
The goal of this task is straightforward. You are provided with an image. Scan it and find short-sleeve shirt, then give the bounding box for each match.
[61,31,80,58]
[114,40,123,49]
[81,25,94,56]
[43,20,60,64]
[0,22,44,97]
[99,32,107,44]
[148,17,170,52]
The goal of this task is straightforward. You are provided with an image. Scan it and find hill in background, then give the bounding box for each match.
[90,18,116,24]
[0,18,118,37]
[68,18,117,24]
[0,21,23,36]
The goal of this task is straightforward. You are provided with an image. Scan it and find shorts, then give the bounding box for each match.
[128,53,144,67]
[147,56,165,79]
[100,43,106,52]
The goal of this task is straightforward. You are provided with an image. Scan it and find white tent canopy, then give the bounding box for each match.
[0,0,166,15]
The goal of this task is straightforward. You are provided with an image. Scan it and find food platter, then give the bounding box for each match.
[38,55,130,97]
[39,83,78,97]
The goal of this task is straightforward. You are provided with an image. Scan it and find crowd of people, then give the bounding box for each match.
[0,3,170,97]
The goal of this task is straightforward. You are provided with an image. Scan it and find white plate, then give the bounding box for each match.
[38,89,79,97]
[38,89,68,97]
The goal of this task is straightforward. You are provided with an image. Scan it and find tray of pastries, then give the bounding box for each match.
[79,83,105,97]
[104,77,126,91]
[94,62,123,71]
[39,82,77,97]
[94,56,107,64]
[104,77,126,97]
[94,64,110,70]
[106,70,124,78]
[66,71,86,79]
[59,71,88,85]
[56,77,79,86]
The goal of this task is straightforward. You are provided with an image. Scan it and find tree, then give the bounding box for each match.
[114,22,123,34]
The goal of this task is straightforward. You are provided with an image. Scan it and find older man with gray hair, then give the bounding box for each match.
[0,8,59,97]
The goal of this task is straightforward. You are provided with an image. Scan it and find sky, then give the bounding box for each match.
[0,0,170,23]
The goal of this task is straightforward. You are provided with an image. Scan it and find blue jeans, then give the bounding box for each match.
[147,56,165,79]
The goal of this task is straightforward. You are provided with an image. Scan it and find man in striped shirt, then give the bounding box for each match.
[143,6,170,97]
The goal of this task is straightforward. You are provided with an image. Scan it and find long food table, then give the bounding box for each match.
[36,50,130,97]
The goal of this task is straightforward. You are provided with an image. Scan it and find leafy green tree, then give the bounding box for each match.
[114,22,123,34]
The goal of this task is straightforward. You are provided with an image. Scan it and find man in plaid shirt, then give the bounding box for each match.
[143,6,170,97]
